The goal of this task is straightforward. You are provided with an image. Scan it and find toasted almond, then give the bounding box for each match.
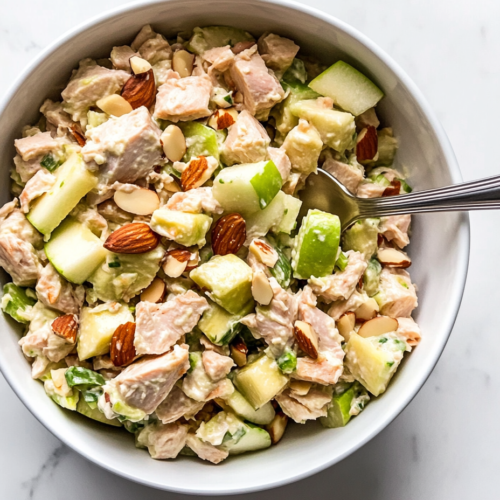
[121,68,156,109]
[161,125,186,163]
[185,248,200,272]
[166,248,192,262]
[208,108,238,130]
[104,222,160,254]
[141,277,166,303]
[69,124,86,146]
[294,320,319,359]
[163,249,190,277]
[231,41,256,55]
[114,188,160,215]
[289,380,312,396]
[358,316,399,338]
[110,322,137,367]
[356,126,378,161]
[165,177,182,193]
[230,338,248,367]
[337,311,356,341]
[377,247,411,268]
[130,55,152,75]
[355,298,379,321]
[96,94,133,117]
[51,314,78,344]
[172,50,195,78]
[265,412,288,445]
[382,179,401,197]
[252,271,274,305]
[212,213,246,256]
[180,156,215,191]
[249,238,279,267]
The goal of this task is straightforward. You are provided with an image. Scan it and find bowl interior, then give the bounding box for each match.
[0,0,469,495]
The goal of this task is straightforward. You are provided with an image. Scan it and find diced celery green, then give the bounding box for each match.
[65,366,105,388]
[335,251,349,272]
[277,349,297,374]
[270,245,292,289]
[282,58,308,85]
[179,121,219,161]
[363,258,382,296]
[1,283,36,324]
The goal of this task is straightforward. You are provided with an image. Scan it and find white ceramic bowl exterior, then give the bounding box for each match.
[0,0,469,495]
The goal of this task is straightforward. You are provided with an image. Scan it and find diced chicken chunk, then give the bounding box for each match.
[166,187,223,214]
[135,291,209,355]
[110,46,138,71]
[137,421,188,460]
[36,263,84,315]
[356,182,386,198]
[379,215,411,248]
[322,152,364,194]
[293,352,343,386]
[138,34,172,65]
[202,351,235,382]
[202,46,235,72]
[40,99,75,132]
[282,119,322,175]
[108,344,190,414]
[19,169,56,213]
[275,385,332,423]
[221,110,271,166]
[154,71,212,122]
[241,278,299,357]
[327,290,370,320]
[308,251,367,303]
[15,132,60,162]
[186,433,228,464]
[257,33,299,79]
[268,147,291,182]
[82,107,162,194]
[199,335,230,356]
[229,46,285,119]
[377,268,417,318]
[131,24,157,51]
[155,385,204,424]
[397,317,421,346]
[61,59,130,122]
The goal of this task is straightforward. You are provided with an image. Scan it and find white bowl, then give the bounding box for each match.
[0,0,469,495]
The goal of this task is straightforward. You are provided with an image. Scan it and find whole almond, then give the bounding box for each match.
[110,322,137,367]
[69,124,86,147]
[212,213,246,256]
[104,223,160,254]
[382,179,401,197]
[294,320,319,359]
[51,314,78,344]
[121,68,156,110]
[356,126,378,161]
[180,156,209,191]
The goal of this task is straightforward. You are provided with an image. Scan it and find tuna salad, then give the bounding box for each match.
[1,24,419,464]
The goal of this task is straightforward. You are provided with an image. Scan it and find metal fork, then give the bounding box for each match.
[298,169,500,230]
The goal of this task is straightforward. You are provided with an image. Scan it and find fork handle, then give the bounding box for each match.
[358,174,500,218]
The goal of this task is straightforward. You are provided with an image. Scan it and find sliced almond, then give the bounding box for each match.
[141,277,166,303]
[185,249,200,272]
[230,338,248,367]
[294,320,319,359]
[265,412,288,445]
[355,298,379,321]
[130,55,152,75]
[249,238,279,267]
[208,108,238,130]
[377,247,411,268]
[336,311,356,341]
[96,94,133,117]
[356,125,378,161]
[252,271,274,305]
[162,250,190,277]
[114,188,160,216]
[161,125,186,163]
[289,380,312,396]
[358,316,399,338]
[172,50,195,78]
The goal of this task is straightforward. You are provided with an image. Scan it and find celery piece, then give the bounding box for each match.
[2,283,36,324]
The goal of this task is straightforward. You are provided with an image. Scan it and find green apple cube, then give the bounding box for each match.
[345,332,407,397]
[190,254,254,315]
[224,389,276,425]
[198,299,244,345]
[150,209,212,247]
[234,354,288,409]
[77,303,133,360]
[290,99,355,153]
[179,121,219,162]
[245,190,287,241]
[1,283,36,324]
[309,61,384,116]
[227,423,271,455]
[269,246,292,288]
[187,26,254,55]
[342,218,379,259]
[213,160,282,216]
[363,258,382,297]
[320,386,355,428]
[45,218,107,284]
[292,209,341,279]
[88,246,164,302]
[76,398,122,427]
[27,153,98,235]
[274,194,302,234]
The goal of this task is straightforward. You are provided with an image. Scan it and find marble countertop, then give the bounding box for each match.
[1,0,498,498]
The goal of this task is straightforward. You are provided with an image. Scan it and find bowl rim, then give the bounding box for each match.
[0,0,470,495]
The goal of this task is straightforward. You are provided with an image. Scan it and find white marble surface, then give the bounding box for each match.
[1,0,499,498]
